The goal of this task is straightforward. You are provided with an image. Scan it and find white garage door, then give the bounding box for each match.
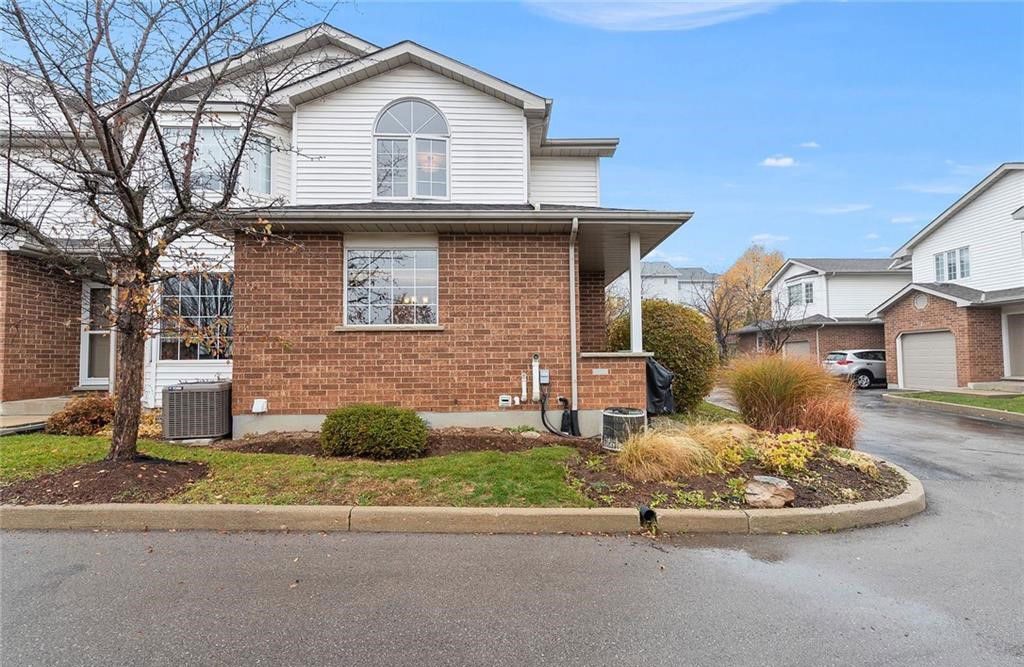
[901,331,957,389]
[783,340,811,358]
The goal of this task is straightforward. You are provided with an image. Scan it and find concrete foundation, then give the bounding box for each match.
[232,408,622,438]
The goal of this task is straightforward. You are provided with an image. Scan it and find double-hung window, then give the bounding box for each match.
[163,127,271,194]
[934,247,970,281]
[787,281,813,308]
[345,246,439,326]
[374,99,449,199]
[160,273,234,360]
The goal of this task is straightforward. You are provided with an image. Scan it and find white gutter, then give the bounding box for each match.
[568,217,579,413]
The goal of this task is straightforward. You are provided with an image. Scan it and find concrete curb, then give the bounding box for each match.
[349,506,639,534]
[882,393,1024,427]
[0,462,925,535]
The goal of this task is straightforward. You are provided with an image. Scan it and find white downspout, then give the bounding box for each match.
[568,217,579,413]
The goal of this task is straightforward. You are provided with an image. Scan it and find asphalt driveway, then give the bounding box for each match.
[2,392,1022,666]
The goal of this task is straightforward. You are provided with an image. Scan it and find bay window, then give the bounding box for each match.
[374,99,449,199]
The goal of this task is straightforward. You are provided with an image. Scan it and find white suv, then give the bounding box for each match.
[823,349,887,389]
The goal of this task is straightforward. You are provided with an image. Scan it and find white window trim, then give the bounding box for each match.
[371,99,451,202]
[340,234,443,330]
[79,282,112,387]
[933,246,970,282]
[157,273,234,362]
[159,124,273,195]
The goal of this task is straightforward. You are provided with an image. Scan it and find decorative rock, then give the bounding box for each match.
[744,475,796,508]
[520,430,541,439]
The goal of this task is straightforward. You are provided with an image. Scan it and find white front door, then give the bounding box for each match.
[79,284,112,386]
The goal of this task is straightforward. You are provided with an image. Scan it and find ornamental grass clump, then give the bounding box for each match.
[615,428,721,481]
[798,395,859,448]
[320,404,428,460]
[725,355,860,447]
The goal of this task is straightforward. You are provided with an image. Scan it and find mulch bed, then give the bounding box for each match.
[566,451,907,509]
[217,427,602,458]
[0,456,207,505]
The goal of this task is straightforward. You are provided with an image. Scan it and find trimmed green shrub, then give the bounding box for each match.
[607,299,718,413]
[320,404,428,459]
[45,394,116,436]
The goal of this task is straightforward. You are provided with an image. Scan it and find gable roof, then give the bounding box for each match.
[640,261,679,277]
[163,23,379,102]
[765,257,908,289]
[791,258,896,273]
[892,162,1024,258]
[275,40,549,115]
[869,282,1024,316]
[676,267,717,281]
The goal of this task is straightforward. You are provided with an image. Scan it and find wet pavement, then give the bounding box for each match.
[2,390,1022,666]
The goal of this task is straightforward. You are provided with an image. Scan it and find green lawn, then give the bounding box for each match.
[0,435,591,507]
[903,391,1024,415]
[668,400,740,424]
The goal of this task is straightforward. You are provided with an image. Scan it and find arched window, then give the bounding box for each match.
[374,99,449,199]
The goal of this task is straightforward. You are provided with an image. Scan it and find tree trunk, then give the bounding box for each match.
[107,302,147,462]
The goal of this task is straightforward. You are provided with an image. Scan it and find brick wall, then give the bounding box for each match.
[882,290,1004,385]
[0,253,81,402]
[232,232,645,417]
[578,357,646,410]
[783,324,885,361]
[579,271,606,352]
[733,325,883,362]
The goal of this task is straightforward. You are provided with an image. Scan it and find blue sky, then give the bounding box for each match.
[309,1,1023,271]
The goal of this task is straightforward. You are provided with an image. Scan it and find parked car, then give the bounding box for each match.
[823,349,887,389]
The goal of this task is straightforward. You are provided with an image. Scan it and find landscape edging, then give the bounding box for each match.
[882,393,1024,426]
[0,460,925,535]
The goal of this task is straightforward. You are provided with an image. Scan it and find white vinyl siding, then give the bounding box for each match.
[911,169,1024,291]
[826,273,911,318]
[528,156,600,206]
[294,64,528,204]
[771,265,827,318]
[143,233,234,408]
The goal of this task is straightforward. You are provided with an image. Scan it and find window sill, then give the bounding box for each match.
[333,325,445,332]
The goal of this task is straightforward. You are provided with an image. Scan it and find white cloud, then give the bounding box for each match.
[648,249,692,265]
[799,141,821,149]
[943,160,991,177]
[760,155,796,168]
[523,1,796,32]
[811,204,872,215]
[898,182,964,195]
[890,216,918,224]
[750,233,789,245]
[865,232,880,240]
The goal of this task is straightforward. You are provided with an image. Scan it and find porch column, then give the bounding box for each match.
[629,232,643,352]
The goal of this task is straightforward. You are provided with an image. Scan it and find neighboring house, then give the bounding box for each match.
[734,258,911,362]
[0,25,691,436]
[608,261,716,308]
[869,162,1024,389]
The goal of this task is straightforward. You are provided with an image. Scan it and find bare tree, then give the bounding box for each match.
[741,275,808,354]
[692,276,742,362]
[0,1,346,460]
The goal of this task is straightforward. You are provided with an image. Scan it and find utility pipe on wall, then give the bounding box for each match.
[568,217,579,423]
